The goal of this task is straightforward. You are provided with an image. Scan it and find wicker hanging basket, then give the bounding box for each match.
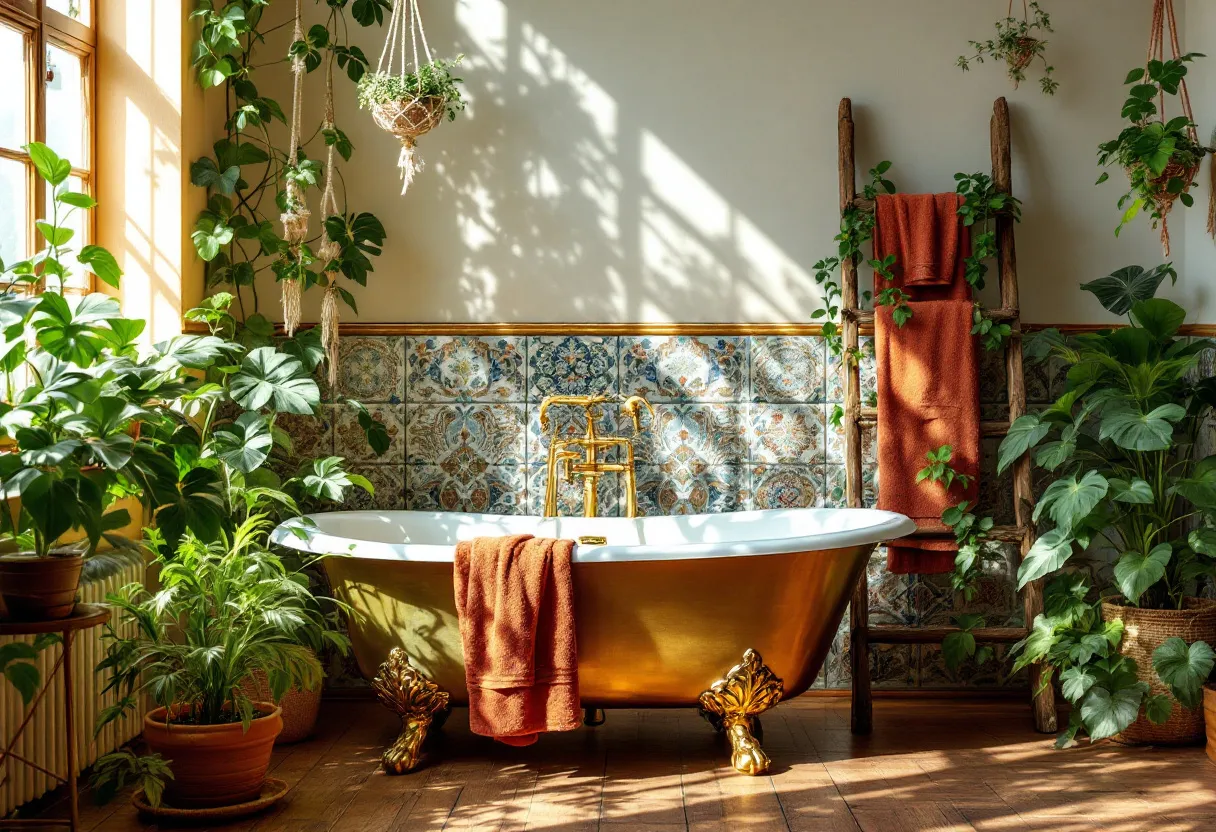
[1123,157,1200,257]
[370,94,446,144]
[1007,36,1039,73]
[1101,597,1216,746]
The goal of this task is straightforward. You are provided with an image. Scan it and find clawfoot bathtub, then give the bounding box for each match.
[271,507,915,775]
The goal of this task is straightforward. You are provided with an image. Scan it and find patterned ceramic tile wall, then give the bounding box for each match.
[304,333,1037,690]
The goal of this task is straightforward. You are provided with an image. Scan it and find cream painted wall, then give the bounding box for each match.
[97,0,212,341]
[247,0,1216,325]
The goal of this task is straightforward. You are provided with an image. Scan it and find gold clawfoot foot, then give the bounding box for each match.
[370,648,450,774]
[698,649,783,776]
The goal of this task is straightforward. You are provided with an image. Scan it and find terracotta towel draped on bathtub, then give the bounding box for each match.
[453,534,581,745]
[873,194,979,575]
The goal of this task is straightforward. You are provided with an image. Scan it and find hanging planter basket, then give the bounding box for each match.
[1007,36,1040,74]
[361,0,465,195]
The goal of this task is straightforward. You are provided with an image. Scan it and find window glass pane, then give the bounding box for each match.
[45,45,86,168]
[46,0,90,27]
[45,176,89,290]
[0,25,26,149]
[0,158,29,268]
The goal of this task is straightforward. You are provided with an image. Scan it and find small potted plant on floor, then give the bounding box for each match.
[999,264,1216,746]
[92,515,342,809]
[1097,54,1210,256]
[0,143,156,620]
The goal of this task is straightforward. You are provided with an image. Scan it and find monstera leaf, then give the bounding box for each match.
[1080,682,1149,741]
[31,292,121,366]
[230,348,319,415]
[1099,403,1185,452]
[212,411,273,474]
[1017,527,1074,589]
[1114,543,1172,604]
[1034,471,1108,532]
[1079,264,1175,315]
[1152,637,1216,710]
[998,414,1051,475]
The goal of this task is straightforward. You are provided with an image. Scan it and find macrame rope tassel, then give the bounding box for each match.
[279,0,308,336]
[281,277,302,337]
[397,138,423,195]
[321,282,342,389]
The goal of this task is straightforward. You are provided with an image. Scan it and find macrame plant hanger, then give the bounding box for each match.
[317,53,344,388]
[1145,0,1200,256]
[372,0,445,194]
[280,0,310,335]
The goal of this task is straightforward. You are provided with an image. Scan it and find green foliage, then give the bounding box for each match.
[1003,272,1216,746]
[1097,55,1209,240]
[190,0,386,331]
[957,1,1058,95]
[917,445,973,491]
[89,750,173,809]
[955,171,1022,297]
[92,516,350,804]
[356,55,467,122]
[942,614,994,673]
[0,635,59,706]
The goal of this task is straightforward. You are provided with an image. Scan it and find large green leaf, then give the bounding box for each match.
[1114,543,1172,604]
[31,292,120,366]
[25,142,72,186]
[1079,264,1175,315]
[298,456,372,502]
[1017,528,1074,589]
[3,660,41,706]
[153,334,240,371]
[78,245,123,289]
[212,411,273,474]
[998,414,1051,475]
[1060,665,1099,703]
[1173,456,1216,510]
[1152,637,1215,710]
[1099,402,1185,451]
[1080,682,1149,741]
[1130,298,1186,342]
[1107,478,1154,505]
[230,347,319,415]
[1034,471,1108,532]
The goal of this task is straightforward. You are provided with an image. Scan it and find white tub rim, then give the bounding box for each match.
[270,507,916,563]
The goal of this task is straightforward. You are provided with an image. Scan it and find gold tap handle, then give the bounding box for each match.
[622,395,655,434]
[538,394,614,433]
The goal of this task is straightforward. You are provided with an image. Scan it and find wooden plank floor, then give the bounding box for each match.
[31,696,1216,831]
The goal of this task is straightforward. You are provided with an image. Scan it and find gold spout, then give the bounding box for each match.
[539,393,652,518]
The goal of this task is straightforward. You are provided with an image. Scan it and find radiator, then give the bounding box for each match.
[1,562,146,815]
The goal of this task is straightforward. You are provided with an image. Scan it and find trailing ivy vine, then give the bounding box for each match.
[190,0,389,337]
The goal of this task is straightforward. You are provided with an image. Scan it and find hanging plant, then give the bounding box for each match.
[958,1,1058,95]
[360,0,465,194]
[1096,1,1208,256]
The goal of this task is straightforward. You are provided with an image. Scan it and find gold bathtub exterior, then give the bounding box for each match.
[326,542,873,707]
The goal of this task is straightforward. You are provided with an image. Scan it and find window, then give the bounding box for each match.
[0,0,95,294]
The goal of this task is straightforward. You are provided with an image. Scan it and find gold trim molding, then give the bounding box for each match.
[181,320,1216,337]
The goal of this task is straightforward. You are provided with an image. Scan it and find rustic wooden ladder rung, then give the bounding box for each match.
[838,96,1057,735]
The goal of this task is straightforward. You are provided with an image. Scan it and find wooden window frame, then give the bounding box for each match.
[0,0,96,294]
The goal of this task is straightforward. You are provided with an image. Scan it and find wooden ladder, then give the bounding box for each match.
[838,96,1057,735]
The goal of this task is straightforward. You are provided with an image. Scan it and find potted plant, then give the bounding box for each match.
[999,264,1216,746]
[0,143,155,620]
[957,1,1058,95]
[1097,54,1210,256]
[93,515,346,809]
[357,55,465,192]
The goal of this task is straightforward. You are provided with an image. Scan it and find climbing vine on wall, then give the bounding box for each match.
[190,0,389,336]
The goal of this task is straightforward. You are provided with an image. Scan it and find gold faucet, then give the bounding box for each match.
[539,394,654,518]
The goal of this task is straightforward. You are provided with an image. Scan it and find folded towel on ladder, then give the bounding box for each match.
[453,534,581,745]
[874,193,970,296]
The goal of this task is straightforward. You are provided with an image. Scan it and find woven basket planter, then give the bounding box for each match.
[370,95,446,144]
[239,669,322,745]
[1007,37,1039,73]
[1101,597,1216,745]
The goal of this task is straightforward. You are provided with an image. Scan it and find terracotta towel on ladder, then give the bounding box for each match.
[874,193,970,298]
[453,534,581,746]
[875,302,980,574]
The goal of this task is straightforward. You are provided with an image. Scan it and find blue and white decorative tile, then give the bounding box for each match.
[619,336,745,402]
[821,464,848,507]
[750,464,819,510]
[825,335,875,404]
[525,464,620,518]
[867,549,915,626]
[336,336,405,403]
[405,404,526,466]
[634,464,746,516]
[405,463,527,515]
[750,403,826,465]
[406,335,525,402]
[275,405,335,462]
[824,612,850,688]
[525,401,620,464]
[339,464,406,511]
[631,403,748,467]
[527,336,617,400]
[749,336,825,403]
[333,403,406,463]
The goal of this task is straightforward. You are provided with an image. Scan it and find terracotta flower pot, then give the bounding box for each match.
[1205,685,1216,766]
[143,704,283,809]
[1101,598,1216,745]
[239,669,322,744]
[0,553,83,620]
